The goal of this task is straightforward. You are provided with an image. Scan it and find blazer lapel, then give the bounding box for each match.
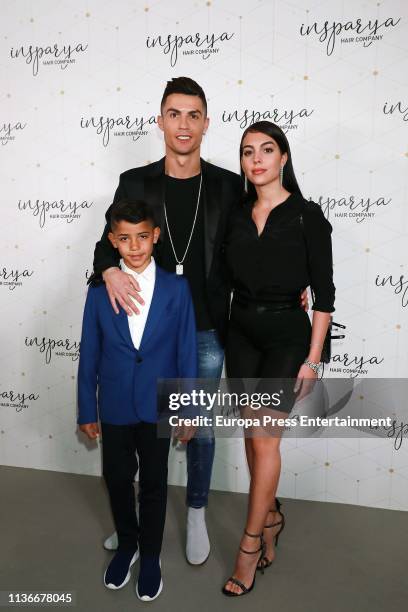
[201,159,222,278]
[111,306,136,350]
[139,267,169,351]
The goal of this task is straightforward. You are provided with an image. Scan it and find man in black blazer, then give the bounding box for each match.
[92,77,242,565]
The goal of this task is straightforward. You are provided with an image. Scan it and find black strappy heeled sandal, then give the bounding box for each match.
[222,530,265,597]
[257,498,286,571]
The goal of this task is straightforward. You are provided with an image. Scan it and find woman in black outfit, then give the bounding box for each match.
[222,121,335,596]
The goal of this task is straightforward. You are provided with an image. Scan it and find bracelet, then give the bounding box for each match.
[303,358,321,374]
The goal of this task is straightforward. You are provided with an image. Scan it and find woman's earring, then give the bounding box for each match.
[244,175,248,192]
[279,165,284,187]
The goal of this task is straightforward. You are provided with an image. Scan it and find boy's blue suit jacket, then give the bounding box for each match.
[77,265,198,425]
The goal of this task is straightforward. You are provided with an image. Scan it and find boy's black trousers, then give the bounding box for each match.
[101,422,170,555]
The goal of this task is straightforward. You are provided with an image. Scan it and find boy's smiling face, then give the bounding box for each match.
[108,219,160,273]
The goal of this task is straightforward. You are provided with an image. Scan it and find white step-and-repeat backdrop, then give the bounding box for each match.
[1,0,407,510]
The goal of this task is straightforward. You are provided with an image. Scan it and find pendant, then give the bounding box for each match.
[176,264,184,275]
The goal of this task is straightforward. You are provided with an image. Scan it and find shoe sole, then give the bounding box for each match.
[185,549,210,566]
[136,579,163,602]
[103,550,139,590]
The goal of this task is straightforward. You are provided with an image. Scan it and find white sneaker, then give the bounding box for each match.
[186,507,210,565]
[103,531,118,551]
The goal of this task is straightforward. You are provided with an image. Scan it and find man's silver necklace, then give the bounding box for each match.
[163,172,202,275]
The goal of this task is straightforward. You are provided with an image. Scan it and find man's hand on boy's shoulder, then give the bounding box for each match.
[79,422,100,440]
[102,267,144,316]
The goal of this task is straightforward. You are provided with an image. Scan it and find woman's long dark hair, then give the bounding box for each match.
[240,121,302,202]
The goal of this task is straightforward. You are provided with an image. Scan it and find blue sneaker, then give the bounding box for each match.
[136,556,163,601]
[103,548,139,590]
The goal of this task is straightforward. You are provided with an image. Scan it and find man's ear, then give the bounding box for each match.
[153,227,161,243]
[108,231,118,249]
[157,114,164,132]
[203,116,210,135]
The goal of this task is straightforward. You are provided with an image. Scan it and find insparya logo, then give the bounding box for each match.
[80,114,156,147]
[25,336,80,365]
[320,321,385,378]
[0,388,39,412]
[315,195,391,223]
[375,273,408,308]
[299,16,400,56]
[327,352,385,378]
[383,101,408,123]
[0,267,34,290]
[222,106,314,133]
[0,121,27,146]
[146,31,234,67]
[10,43,88,76]
[17,198,93,229]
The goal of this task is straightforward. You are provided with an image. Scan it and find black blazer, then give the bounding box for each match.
[92,157,243,346]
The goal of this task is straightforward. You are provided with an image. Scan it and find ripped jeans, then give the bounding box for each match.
[186,329,224,508]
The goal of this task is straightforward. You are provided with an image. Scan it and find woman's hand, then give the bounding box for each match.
[102,267,144,315]
[300,289,309,311]
[294,363,317,402]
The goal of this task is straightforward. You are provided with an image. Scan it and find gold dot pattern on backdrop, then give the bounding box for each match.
[335,154,340,159]
[238,79,243,85]
[116,86,121,91]
[324,462,330,467]
[396,324,401,329]
[86,12,90,17]
[389,468,394,473]
[359,395,364,400]
[144,7,149,11]
[365,248,370,252]
[373,70,379,76]
[60,90,64,95]
[303,75,309,80]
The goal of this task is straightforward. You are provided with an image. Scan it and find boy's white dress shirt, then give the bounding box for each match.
[120,258,156,350]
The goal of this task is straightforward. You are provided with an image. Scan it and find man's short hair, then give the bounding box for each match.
[160,77,207,115]
[110,199,158,229]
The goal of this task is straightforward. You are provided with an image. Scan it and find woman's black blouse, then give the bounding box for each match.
[225,193,335,312]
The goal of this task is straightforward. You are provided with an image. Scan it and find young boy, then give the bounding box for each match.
[77,200,197,601]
